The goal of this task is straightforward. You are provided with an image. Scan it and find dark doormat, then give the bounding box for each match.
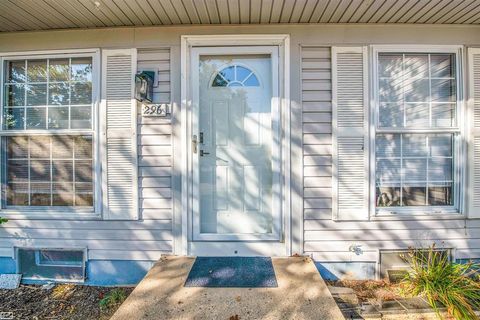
[184,257,278,288]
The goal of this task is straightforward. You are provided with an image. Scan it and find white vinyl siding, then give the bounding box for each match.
[1,25,480,270]
[137,48,172,218]
[301,47,333,221]
[301,43,479,267]
[0,47,174,261]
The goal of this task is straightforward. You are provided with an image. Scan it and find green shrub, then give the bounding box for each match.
[0,217,7,224]
[99,288,127,310]
[400,246,480,320]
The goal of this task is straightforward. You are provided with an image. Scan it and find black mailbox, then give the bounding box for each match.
[135,71,154,103]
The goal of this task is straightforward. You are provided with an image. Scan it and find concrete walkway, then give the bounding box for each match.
[111,256,344,320]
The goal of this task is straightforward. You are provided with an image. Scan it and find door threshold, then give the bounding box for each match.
[189,241,286,257]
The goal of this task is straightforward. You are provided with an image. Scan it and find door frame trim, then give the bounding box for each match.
[179,34,291,256]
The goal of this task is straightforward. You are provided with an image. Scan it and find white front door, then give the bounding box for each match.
[190,46,282,249]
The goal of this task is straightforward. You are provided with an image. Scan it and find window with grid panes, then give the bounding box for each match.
[375,52,459,212]
[2,56,94,208]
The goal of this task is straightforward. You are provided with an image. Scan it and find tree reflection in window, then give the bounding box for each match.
[212,65,260,87]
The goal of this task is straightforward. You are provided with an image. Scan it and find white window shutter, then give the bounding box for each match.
[332,47,369,221]
[468,48,480,218]
[101,49,139,220]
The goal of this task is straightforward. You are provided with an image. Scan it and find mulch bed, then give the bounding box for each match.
[326,279,400,303]
[326,280,455,319]
[0,284,133,320]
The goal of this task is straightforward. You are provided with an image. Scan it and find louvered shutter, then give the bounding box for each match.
[332,47,369,221]
[101,49,139,220]
[468,48,480,218]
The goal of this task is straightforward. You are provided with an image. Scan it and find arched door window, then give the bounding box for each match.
[212,65,260,87]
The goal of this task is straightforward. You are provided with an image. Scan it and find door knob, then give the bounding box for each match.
[200,150,210,156]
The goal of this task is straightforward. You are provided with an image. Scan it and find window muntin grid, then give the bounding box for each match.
[1,54,96,210]
[212,65,260,87]
[6,135,93,207]
[3,57,92,130]
[377,53,456,129]
[376,133,454,207]
[375,52,458,210]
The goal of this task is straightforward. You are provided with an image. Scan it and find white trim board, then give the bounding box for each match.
[179,34,291,256]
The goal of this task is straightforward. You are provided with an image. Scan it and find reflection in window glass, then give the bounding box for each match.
[49,83,70,105]
[5,84,25,106]
[376,52,457,211]
[26,84,47,106]
[71,106,92,129]
[6,135,94,207]
[212,65,260,87]
[71,58,92,82]
[378,53,456,129]
[2,55,95,210]
[49,59,69,81]
[37,250,83,266]
[48,107,69,129]
[7,60,26,83]
[431,54,455,78]
[27,60,47,82]
[4,108,25,130]
[18,248,85,281]
[376,133,453,207]
[26,107,47,129]
[70,82,92,105]
[3,57,93,130]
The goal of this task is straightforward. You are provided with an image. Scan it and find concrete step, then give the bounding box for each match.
[111,256,345,320]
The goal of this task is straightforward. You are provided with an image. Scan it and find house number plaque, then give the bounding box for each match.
[142,103,170,117]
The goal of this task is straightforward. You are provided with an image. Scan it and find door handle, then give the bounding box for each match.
[192,135,198,154]
[200,150,210,157]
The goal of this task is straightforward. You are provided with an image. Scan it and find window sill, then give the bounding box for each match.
[374,209,464,221]
[0,208,100,220]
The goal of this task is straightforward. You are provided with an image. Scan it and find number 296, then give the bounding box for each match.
[143,104,167,116]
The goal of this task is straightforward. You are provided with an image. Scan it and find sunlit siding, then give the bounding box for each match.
[0,48,174,261]
[301,46,333,222]
[0,24,479,268]
[137,48,173,222]
[301,46,480,264]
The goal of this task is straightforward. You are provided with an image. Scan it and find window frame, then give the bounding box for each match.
[0,49,101,219]
[15,247,87,283]
[34,248,84,267]
[210,63,262,87]
[370,45,466,217]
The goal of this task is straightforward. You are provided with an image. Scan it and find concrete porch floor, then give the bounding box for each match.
[110,256,344,320]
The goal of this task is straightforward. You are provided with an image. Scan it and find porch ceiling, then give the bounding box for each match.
[1,0,480,33]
